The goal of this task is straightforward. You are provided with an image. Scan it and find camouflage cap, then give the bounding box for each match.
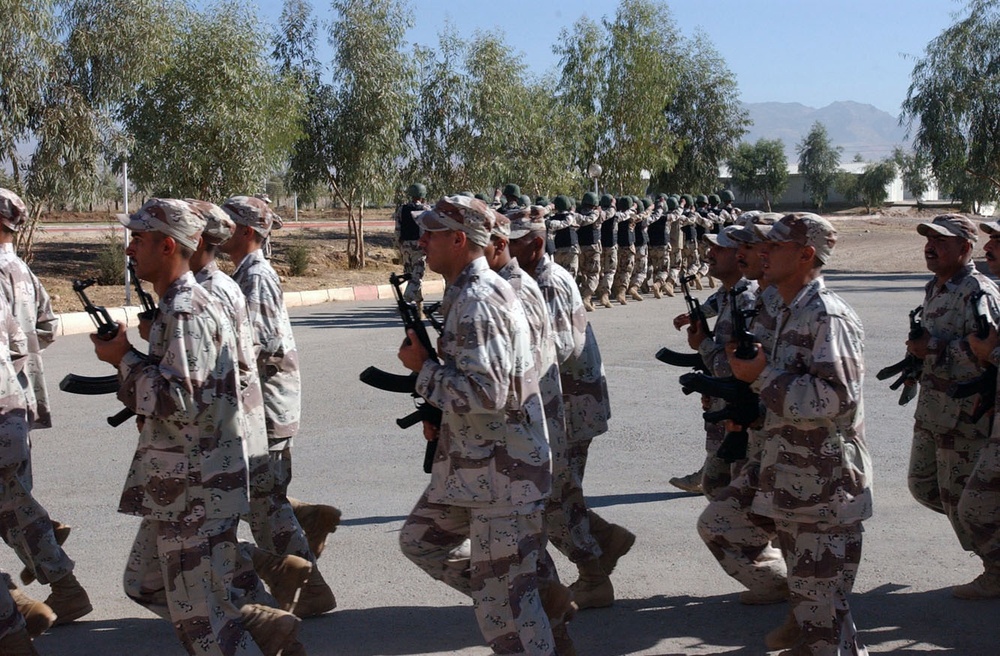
[917,213,978,243]
[507,205,549,240]
[754,212,837,263]
[979,219,1000,236]
[185,199,235,246]
[491,211,511,239]
[703,225,742,249]
[119,198,206,251]
[416,195,495,247]
[0,188,27,232]
[222,195,283,236]
[730,211,780,244]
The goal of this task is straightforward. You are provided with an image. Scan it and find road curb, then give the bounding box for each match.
[55,278,445,337]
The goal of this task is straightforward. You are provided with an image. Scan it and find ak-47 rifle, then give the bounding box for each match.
[875,305,924,405]
[359,272,442,473]
[949,291,997,423]
[129,260,157,320]
[654,274,711,371]
[58,278,142,427]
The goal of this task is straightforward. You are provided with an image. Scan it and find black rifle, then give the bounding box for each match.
[129,261,157,320]
[949,291,997,423]
[681,274,713,338]
[654,274,713,371]
[875,305,923,405]
[359,272,442,473]
[58,278,139,427]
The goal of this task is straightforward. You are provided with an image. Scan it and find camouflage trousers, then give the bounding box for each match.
[246,443,312,561]
[124,516,265,656]
[0,457,73,585]
[0,572,22,640]
[578,245,602,301]
[697,242,710,276]
[702,410,735,500]
[698,460,786,595]
[909,421,989,551]
[611,246,635,295]
[554,248,579,281]
[958,436,1000,563]
[681,242,700,277]
[629,244,649,290]
[776,519,867,656]
[399,240,426,304]
[399,493,554,655]
[596,246,618,297]
[546,437,602,564]
[648,246,671,284]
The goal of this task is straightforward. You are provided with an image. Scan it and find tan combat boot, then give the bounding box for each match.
[241,603,301,656]
[707,275,716,288]
[588,513,636,576]
[288,498,341,560]
[628,286,644,301]
[538,581,578,655]
[652,281,662,299]
[953,561,1000,599]
[0,627,39,656]
[599,293,612,309]
[21,521,71,586]
[251,546,313,611]
[739,583,789,605]
[43,572,92,625]
[668,468,703,494]
[693,276,703,291]
[614,290,627,305]
[662,280,675,297]
[293,566,336,618]
[765,609,801,650]
[9,588,56,637]
[569,560,613,609]
[582,296,595,312]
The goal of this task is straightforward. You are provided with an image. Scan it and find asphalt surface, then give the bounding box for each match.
[17,272,1000,655]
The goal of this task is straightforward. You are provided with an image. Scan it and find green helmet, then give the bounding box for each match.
[637,198,648,211]
[615,196,631,211]
[681,194,694,208]
[720,189,735,203]
[600,194,614,209]
[535,195,549,207]
[554,195,571,212]
[503,183,521,198]
[582,191,599,207]
[666,197,678,211]
[474,193,488,201]
[518,194,531,207]
[406,183,426,200]
[568,197,576,208]
[696,194,709,206]
[708,193,720,206]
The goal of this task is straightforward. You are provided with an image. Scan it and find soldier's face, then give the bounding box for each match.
[737,242,764,280]
[707,244,738,280]
[125,231,164,283]
[759,240,805,286]
[419,228,457,275]
[984,234,1000,277]
[924,234,969,277]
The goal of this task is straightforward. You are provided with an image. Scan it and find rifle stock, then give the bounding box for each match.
[654,347,707,371]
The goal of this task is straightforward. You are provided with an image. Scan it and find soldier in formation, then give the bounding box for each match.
[393,184,431,312]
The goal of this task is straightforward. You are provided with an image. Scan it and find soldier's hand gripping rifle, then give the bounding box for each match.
[359,272,443,473]
[875,305,923,405]
[655,274,710,371]
[58,278,143,427]
[948,291,997,423]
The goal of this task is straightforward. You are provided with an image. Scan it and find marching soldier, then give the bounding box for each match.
[576,192,604,311]
[610,197,636,306]
[394,184,431,308]
[595,194,618,308]
[548,195,580,279]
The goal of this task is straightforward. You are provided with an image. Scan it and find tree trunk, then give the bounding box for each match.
[357,200,366,269]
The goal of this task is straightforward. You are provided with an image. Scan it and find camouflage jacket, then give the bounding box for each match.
[0,243,57,428]
[699,279,759,378]
[915,264,1000,433]
[0,293,30,469]
[232,249,301,442]
[533,254,611,441]
[498,258,566,459]
[195,261,272,493]
[749,277,872,526]
[116,272,249,521]
[415,257,551,508]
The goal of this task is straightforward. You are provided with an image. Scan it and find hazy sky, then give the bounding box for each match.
[255,0,965,117]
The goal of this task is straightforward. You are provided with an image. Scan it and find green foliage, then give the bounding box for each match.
[284,240,311,276]
[902,0,1000,208]
[857,159,897,213]
[892,147,932,202]
[834,171,860,204]
[727,139,788,211]
[797,122,841,209]
[95,230,126,286]
[121,1,302,199]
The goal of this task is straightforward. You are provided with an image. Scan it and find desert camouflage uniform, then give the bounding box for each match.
[647,206,672,289]
[533,254,611,563]
[679,210,702,278]
[698,285,787,599]
[576,208,603,303]
[697,280,759,499]
[548,211,580,280]
[0,302,29,641]
[959,408,1000,566]
[629,209,650,292]
[668,208,685,285]
[399,257,554,656]
[595,207,618,299]
[910,264,1000,551]
[0,243,74,585]
[611,210,635,298]
[117,272,260,656]
[749,277,872,656]
[232,250,310,561]
[395,201,430,303]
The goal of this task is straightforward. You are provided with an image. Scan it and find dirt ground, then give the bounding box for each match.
[27,205,946,314]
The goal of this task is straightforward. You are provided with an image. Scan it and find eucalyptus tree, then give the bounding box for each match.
[797,121,842,209]
[727,139,788,211]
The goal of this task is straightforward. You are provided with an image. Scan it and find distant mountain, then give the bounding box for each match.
[741,101,910,163]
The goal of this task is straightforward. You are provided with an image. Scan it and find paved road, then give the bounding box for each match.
[17,272,1000,655]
